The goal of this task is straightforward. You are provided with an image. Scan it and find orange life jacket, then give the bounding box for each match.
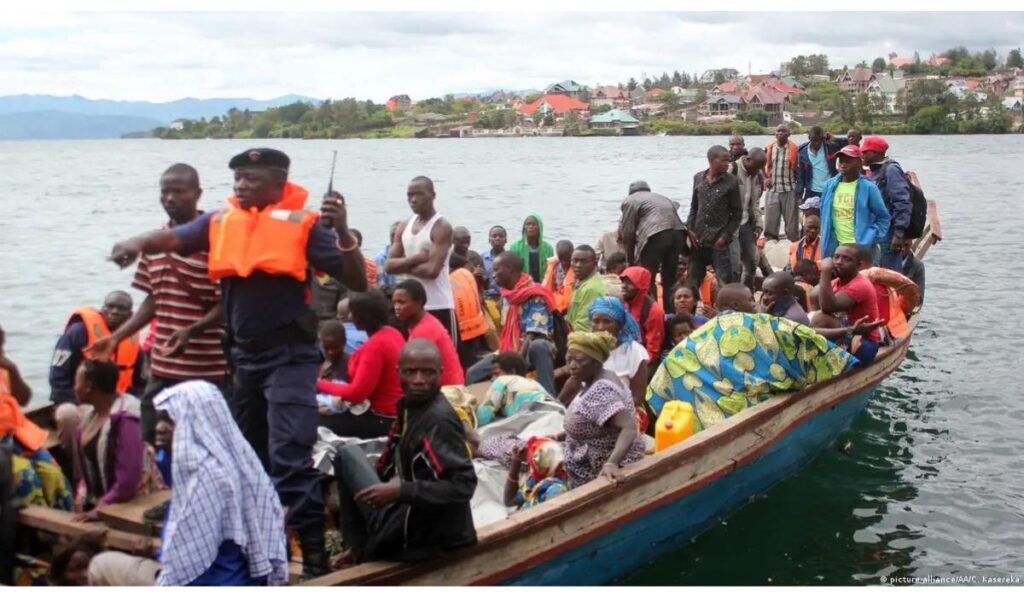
[542,257,575,313]
[450,268,488,341]
[208,182,319,282]
[70,307,139,394]
[699,272,715,307]
[788,237,822,270]
[863,267,918,339]
[0,374,47,453]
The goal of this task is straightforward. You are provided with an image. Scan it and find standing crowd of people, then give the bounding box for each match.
[0,129,925,585]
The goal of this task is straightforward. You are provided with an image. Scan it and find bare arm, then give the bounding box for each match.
[556,376,582,406]
[0,355,32,406]
[503,456,524,508]
[384,221,427,275]
[410,218,454,279]
[603,410,639,469]
[110,229,185,270]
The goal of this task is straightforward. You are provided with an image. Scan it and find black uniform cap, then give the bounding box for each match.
[228,148,290,171]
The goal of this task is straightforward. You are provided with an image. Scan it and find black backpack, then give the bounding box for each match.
[874,160,928,240]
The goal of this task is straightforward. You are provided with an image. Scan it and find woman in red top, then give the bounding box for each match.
[317,289,404,439]
[392,279,465,386]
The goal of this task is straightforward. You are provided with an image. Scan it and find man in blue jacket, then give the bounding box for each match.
[861,136,912,271]
[795,126,850,214]
[819,145,890,260]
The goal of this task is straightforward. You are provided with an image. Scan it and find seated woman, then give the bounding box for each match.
[392,279,465,386]
[648,284,859,433]
[668,284,709,327]
[62,360,164,521]
[477,352,552,426]
[562,332,644,487]
[561,298,648,416]
[503,436,568,510]
[317,290,405,439]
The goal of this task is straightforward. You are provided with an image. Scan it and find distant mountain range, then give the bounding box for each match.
[0,94,319,140]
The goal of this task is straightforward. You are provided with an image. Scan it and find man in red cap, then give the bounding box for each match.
[817,144,891,261]
[861,135,912,271]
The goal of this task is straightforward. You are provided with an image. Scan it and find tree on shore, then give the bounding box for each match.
[1009,48,1024,69]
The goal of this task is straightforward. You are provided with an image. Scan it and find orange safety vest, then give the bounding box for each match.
[542,257,575,313]
[208,182,319,282]
[788,237,822,270]
[69,307,140,394]
[450,268,488,341]
[0,372,47,453]
[699,272,716,307]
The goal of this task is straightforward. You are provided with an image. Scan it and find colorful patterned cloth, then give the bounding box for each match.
[477,375,550,426]
[647,311,857,431]
[517,437,568,509]
[8,441,73,511]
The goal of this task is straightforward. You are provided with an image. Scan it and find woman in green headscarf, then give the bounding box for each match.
[509,213,554,283]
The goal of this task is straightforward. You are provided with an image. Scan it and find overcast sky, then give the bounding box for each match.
[2,11,1023,103]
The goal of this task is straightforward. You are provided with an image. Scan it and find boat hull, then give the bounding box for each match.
[503,388,873,585]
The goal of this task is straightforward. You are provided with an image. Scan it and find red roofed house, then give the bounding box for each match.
[386,94,412,112]
[926,54,951,67]
[712,80,741,94]
[836,67,874,92]
[765,81,804,96]
[889,56,914,68]
[591,85,630,109]
[644,87,667,99]
[745,74,780,87]
[519,94,590,123]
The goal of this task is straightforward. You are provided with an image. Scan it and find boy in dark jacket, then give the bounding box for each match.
[332,339,477,564]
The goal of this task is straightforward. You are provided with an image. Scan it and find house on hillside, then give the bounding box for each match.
[1009,76,1024,98]
[745,73,780,87]
[644,88,667,100]
[519,94,590,123]
[743,87,787,122]
[589,109,640,134]
[866,75,906,114]
[591,85,630,109]
[544,80,590,100]
[946,79,988,101]
[386,94,412,112]
[1002,97,1023,112]
[836,67,874,92]
[780,76,804,89]
[700,95,745,117]
[632,103,667,118]
[169,119,186,131]
[926,55,951,67]
[889,56,915,68]
[712,80,741,95]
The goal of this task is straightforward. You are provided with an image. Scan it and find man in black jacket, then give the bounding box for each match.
[332,339,478,564]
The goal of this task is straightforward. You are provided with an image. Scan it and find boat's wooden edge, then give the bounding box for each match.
[305,319,916,586]
[18,506,160,553]
[97,490,171,538]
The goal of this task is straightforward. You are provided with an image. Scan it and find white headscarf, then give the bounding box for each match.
[154,381,288,586]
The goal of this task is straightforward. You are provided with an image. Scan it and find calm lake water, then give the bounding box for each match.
[2,135,1022,585]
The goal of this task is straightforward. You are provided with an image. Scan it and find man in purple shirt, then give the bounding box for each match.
[108,148,366,579]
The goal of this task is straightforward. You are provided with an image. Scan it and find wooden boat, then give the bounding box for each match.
[304,204,942,587]
[15,200,941,587]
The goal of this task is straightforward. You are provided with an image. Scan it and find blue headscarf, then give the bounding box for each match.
[588,296,641,345]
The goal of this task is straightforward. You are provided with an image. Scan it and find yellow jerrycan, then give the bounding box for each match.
[655,401,697,453]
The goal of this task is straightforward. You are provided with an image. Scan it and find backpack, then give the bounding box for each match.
[874,160,928,240]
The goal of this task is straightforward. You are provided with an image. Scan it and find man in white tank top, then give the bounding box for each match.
[384,176,458,346]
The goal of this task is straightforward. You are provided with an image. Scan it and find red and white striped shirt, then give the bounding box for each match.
[132,221,230,381]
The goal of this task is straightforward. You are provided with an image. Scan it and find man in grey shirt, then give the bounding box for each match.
[618,180,686,313]
[730,147,767,290]
[758,271,810,326]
